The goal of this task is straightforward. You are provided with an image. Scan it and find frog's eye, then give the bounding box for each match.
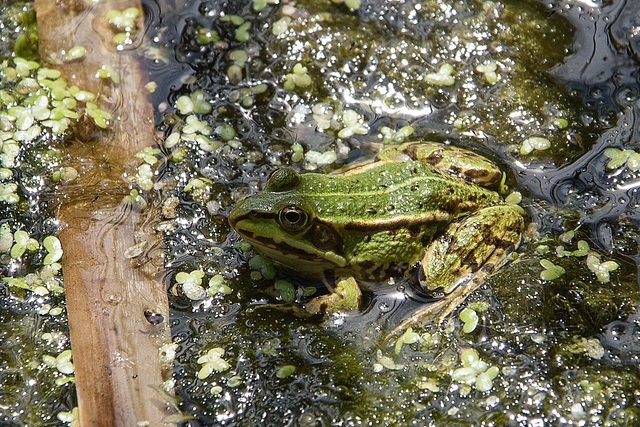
[278,206,309,232]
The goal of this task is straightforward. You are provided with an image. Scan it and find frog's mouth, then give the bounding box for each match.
[232,218,347,277]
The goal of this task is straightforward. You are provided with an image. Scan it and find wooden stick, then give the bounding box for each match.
[34,1,172,425]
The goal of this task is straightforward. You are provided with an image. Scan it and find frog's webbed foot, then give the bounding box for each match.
[304,277,362,315]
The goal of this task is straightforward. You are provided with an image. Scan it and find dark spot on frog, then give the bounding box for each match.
[449,165,462,175]
[465,168,490,178]
[411,184,419,191]
[306,221,343,252]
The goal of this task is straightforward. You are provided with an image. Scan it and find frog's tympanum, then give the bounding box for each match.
[229,142,524,324]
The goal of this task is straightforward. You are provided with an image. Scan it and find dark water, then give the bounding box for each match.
[2,0,640,425]
[142,0,640,425]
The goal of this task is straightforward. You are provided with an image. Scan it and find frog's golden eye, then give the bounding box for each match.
[278,206,308,232]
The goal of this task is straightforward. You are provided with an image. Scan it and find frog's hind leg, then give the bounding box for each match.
[400,204,523,330]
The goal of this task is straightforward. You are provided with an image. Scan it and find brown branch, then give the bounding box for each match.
[34,1,173,425]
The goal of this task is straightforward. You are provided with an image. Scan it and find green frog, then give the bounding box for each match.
[229,141,524,324]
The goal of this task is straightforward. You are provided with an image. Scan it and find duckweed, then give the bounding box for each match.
[160,343,179,364]
[284,63,312,91]
[235,22,252,42]
[312,102,335,130]
[272,17,291,36]
[338,109,369,139]
[394,327,420,354]
[424,63,455,86]
[145,81,157,93]
[227,375,243,387]
[176,96,195,115]
[55,349,75,375]
[380,125,414,143]
[11,229,39,259]
[219,124,236,141]
[0,224,12,251]
[451,348,499,392]
[275,279,295,303]
[253,0,278,12]
[276,365,296,378]
[504,191,525,214]
[291,143,304,162]
[220,15,245,26]
[43,236,62,265]
[459,307,479,333]
[332,0,362,10]
[520,136,551,155]
[586,253,619,283]
[95,64,120,84]
[374,349,404,371]
[0,182,18,203]
[135,146,161,165]
[603,147,640,171]
[539,259,566,281]
[227,83,268,107]
[106,7,140,32]
[52,166,78,183]
[248,254,276,280]
[133,163,154,191]
[554,118,569,128]
[65,46,86,61]
[304,149,337,167]
[183,177,213,202]
[208,275,232,296]
[476,62,498,83]
[57,407,79,425]
[197,347,231,379]
[176,270,207,300]
[196,28,220,45]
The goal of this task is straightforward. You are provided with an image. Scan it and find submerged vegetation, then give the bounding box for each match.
[1,0,640,425]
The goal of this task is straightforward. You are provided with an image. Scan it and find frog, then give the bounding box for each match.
[228,141,524,326]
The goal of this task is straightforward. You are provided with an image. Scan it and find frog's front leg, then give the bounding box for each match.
[304,277,362,315]
[412,204,523,326]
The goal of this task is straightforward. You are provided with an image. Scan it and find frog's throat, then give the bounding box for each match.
[233,218,347,270]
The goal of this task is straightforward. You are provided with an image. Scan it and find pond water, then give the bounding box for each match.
[2,0,640,425]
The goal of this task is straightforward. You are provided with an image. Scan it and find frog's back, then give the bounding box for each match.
[297,160,499,226]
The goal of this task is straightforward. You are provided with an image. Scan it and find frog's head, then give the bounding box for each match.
[229,168,347,277]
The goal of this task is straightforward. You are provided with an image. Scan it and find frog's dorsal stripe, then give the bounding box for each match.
[336,212,452,232]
